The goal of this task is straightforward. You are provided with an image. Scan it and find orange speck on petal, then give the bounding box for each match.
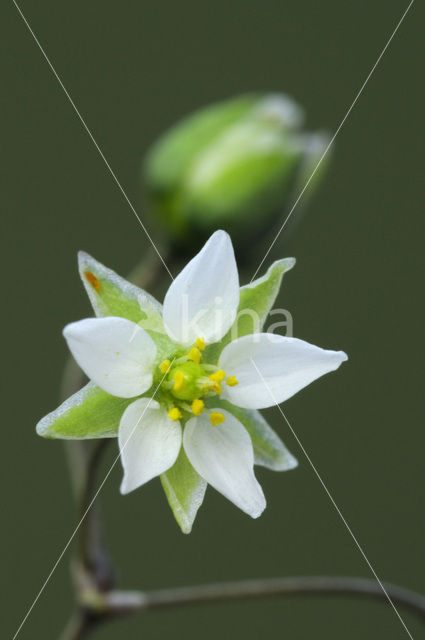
[85,271,101,292]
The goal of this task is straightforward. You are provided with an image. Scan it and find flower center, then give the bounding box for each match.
[157,338,239,424]
[168,361,205,401]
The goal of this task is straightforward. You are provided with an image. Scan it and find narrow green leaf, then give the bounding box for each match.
[36,382,133,439]
[161,448,207,534]
[78,251,164,330]
[212,399,298,471]
[205,257,295,362]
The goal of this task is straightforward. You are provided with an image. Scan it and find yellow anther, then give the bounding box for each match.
[209,370,226,383]
[210,382,222,394]
[226,375,239,387]
[195,337,206,351]
[191,398,205,416]
[168,407,182,421]
[159,359,171,374]
[188,347,202,364]
[210,412,225,427]
[173,370,185,391]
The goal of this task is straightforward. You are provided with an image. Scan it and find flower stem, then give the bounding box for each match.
[137,576,425,620]
[61,575,425,639]
[58,612,93,640]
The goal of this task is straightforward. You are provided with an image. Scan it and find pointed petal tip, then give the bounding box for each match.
[62,321,76,340]
[119,478,133,495]
[63,320,85,342]
[337,350,349,364]
[211,229,229,240]
[249,496,267,519]
[325,349,348,373]
[208,229,235,252]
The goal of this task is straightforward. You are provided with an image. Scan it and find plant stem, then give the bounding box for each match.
[138,576,425,620]
[58,612,91,640]
[59,576,425,639]
[63,575,425,637]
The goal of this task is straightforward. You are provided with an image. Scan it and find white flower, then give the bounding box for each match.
[61,230,347,522]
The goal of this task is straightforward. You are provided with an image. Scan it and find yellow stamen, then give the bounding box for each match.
[188,347,201,364]
[209,369,226,383]
[210,412,225,427]
[168,407,182,421]
[226,375,239,387]
[195,337,206,351]
[159,359,171,374]
[191,398,205,416]
[173,370,185,391]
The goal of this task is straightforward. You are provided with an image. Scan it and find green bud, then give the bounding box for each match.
[143,93,330,252]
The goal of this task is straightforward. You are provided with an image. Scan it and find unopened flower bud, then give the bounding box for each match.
[143,93,330,253]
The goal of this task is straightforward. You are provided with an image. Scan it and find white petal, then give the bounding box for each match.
[183,409,266,518]
[163,230,239,346]
[63,317,156,398]
[219,333,348,409]
[119,398,182,494]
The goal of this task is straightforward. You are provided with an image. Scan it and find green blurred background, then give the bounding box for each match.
[3,1,423,638]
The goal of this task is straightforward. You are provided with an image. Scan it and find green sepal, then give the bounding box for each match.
[237,257,295,332]
[78,251,164,331]
[212,399,297,471]
[36,382,133,439]
[146,329,180,367]
[161,448,207,534]
[205,257,295,363]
